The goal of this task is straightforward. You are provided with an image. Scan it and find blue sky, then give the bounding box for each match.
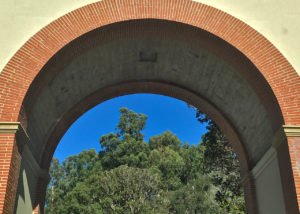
[54,94,207,161]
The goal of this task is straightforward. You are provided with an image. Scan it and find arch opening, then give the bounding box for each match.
[15,19,283,214]
[42,93,247,213]
[0,2,297,212]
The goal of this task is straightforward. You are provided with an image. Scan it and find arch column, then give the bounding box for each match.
[0,123,23,214]
[241,125,300,214]
[0,122,49,214]
[274,126,300,213]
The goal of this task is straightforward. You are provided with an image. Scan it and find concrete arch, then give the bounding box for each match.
[0,1,299,214]
[21,20,280,170]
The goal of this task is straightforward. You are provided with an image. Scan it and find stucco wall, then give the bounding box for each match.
[252,147,286,214]
[0,0,300,75]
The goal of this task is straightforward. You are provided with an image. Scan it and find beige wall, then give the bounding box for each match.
[0,0,299,75]
[251,147,286,214]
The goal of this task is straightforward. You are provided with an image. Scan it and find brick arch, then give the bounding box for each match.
[0,0,299,125]
[0,1,299,213]
[19,18,281,173]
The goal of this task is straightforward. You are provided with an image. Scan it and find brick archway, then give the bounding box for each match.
[0,1,299,213]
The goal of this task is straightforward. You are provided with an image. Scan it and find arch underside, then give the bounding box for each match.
[22,20,280,173]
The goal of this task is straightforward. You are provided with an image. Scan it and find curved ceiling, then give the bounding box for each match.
[22,20,279,172]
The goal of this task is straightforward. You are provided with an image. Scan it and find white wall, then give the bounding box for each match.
[0,0,299,75]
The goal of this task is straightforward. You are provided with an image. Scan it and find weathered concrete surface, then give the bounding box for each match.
[25,38,273,168]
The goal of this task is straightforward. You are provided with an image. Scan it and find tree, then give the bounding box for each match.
[45,149,101,213]
[149,146,185,190]
[45,107,245,213]
[63,165,163,214]
[179,143,205,184]
[99,108,150,169]
[194,110,245,212]
[62,149,100,187]
[116,107,147,141]
[168,175,224,214]
[45,158,65,214]
[149,131,181,151]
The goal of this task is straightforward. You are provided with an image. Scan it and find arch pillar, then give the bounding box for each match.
[241,125,300,214]
[0,122,49,214]
[0,123,23,214]
[274,126,300,213]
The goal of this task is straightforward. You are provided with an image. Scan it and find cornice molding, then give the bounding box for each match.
[0,122,22,133]
[0,122,49,181]
[242,125,300,183]
[282,125,300,137]
[273,125,300,149]
[0,122,29,151]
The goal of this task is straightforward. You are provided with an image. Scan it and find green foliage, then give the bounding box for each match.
[149,131,181,151]
[116,107,147,141]
[167,175,222,214]
[195,110,245,212]
[61,165,162,214]
[45,107,245,214]
[99,108,149,170]
[180,143,205,184]
[45,149,101,214]
[149,146,185,190]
